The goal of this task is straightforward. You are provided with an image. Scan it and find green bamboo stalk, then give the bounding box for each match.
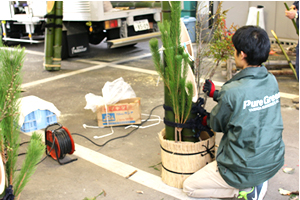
[271,30,298,80]
[52,1,63,70]
[44,2,56,71]
[162,1,175,141]
[284,3,299,35]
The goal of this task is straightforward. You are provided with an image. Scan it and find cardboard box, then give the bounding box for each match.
[97,97,141,127]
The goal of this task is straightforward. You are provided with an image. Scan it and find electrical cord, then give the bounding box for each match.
[55,129,72,159]
[72,104,163,147]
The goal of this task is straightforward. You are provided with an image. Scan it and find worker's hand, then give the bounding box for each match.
[285,9,297,19]
[203,79,215,98]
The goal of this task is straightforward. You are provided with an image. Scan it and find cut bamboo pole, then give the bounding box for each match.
[52,1,63,70]
[44,1,56,71]
[271,30,298,80]
[162,1,175,141]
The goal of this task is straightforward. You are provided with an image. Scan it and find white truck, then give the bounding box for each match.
[0,1,161,58]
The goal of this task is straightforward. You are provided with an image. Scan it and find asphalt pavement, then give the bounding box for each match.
[3,40,299,200]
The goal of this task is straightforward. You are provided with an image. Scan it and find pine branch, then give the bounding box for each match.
[2,115,19,185]
[0,48,24,186]
[149,39,167,85]
[13,132,45,197]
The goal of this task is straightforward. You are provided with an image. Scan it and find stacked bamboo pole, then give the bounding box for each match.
[44,1,63,71]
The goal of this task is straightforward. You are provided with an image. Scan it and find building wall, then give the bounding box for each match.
[222,1,298,40]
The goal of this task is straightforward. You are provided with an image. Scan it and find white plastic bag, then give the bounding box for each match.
[102,77,136,104]
[84,93,105,113]
[84,77,136,112]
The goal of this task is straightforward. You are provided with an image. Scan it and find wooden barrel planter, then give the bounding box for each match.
[159,129,215,189]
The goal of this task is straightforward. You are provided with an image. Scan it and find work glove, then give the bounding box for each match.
[202,115,208,126]
[203,79,215,98]
[198,104,209,127]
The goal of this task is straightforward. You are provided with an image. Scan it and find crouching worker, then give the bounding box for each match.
[183,25,285,200]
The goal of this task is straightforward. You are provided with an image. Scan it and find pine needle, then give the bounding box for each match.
[13,132,45,197]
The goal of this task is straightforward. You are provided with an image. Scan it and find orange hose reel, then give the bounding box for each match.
[45,123,77,165]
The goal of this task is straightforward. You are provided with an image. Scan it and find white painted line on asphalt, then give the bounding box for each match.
[22,130,193,200]
[111,53,152,64]
[25,49,44,56]
[21,62,108,89]
[76,55,158,75]
[21,54,159,88]
[109,63,158,75]
[74,144,192,200]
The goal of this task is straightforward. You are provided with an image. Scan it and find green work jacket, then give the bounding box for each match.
[207,66,285,189]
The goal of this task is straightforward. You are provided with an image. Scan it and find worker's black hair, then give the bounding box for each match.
[232,25,270,66]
